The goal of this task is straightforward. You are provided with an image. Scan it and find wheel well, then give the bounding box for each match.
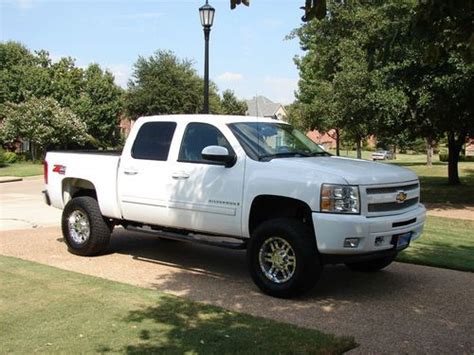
[249,195,314,235]
[62,178,97,205]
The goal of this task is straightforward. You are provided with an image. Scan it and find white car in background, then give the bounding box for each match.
[372,150,394,161]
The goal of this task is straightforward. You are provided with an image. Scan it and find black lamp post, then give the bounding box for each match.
[199,0,215,114]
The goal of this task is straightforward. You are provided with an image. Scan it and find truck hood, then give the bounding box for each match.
[271,156,418,185]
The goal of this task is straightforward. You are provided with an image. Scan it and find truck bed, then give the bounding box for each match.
[51,150,122,156]
[45,151,122,219]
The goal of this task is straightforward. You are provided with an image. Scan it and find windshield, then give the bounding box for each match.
[228,122,330,161]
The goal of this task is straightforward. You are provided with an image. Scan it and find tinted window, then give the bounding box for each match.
[179,123,233,163]
[131,122,176,161]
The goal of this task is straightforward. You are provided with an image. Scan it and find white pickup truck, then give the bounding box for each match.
[44,114,426,298]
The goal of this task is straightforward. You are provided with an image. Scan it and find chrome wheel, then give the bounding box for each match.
[68,210,90,245]
[258,237,296,284]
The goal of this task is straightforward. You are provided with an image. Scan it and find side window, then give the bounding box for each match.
[178,123,233,164]
[131,122,176,161]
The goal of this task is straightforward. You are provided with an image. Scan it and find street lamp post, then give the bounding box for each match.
[199,0,215,114]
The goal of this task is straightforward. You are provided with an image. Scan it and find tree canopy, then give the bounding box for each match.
[293,0,473,184]
[126,50,204,118]
[0,41,123,150]
[1,98,86,160]
[220,90,248,115]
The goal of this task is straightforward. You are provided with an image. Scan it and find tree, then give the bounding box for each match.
[0,43,123,148]
[229,0,327,22]
[0,42,37,114]
[377,0,473,181]
[220,90,247,115]
[0,98,87,160]
[294,1,385,159]
[409,0,474,184]
[73,64,123,147]
[126,50,204,118]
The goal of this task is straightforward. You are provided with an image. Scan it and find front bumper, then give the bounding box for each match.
[312,204,426,256]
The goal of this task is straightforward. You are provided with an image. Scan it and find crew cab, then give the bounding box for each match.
[43,115,426,298]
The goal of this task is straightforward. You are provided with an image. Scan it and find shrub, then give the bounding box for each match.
[3,151,17,163]
[439,153,474,162]
[0,148,5,167]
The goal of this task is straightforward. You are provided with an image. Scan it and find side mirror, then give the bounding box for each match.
[201,145,236,167]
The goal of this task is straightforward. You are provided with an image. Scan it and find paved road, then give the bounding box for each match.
[1,179,473,353]
[0,177,60,231]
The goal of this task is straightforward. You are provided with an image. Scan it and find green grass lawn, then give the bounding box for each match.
[0,162,43,177]
[397,162,474,204]
[0,255,356,354]
[397,216,474,272]
[328,150,474,204]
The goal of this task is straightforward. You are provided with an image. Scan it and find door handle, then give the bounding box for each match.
[124,169,138,175]
[172,171,190,179]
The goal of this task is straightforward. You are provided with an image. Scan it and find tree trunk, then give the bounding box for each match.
[447,131,465,185]
[31,142,37,162]
[356,139,362,159]
[426,138,433,167]
[392,144,397,160]
[335,128,340,156]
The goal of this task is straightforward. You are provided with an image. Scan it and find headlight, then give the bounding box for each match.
[320,184,360,214]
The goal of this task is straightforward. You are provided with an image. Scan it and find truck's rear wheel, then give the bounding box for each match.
[345,253,397,272]
[247,218,322,298]
[62,196,111,256]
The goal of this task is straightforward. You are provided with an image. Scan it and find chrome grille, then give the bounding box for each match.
[366,183,419,195]
[363,181,420,216]
[368,197,419,213]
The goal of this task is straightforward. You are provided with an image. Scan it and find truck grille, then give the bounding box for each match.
[368,197,419,213]
[366,183,419,195]
[363,181,420,216]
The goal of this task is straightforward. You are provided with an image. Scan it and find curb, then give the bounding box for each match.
[0,177,23,183]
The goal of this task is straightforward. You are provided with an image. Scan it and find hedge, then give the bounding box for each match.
[439,153,474,162]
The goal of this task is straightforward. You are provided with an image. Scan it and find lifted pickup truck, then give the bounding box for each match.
[44,115,426,298]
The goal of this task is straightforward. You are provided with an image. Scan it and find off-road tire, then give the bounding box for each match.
[62,196,111,256]
[247,218,322,298]
[345,253,397,272]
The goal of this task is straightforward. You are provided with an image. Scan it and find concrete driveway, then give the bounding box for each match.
[0,179,473,353]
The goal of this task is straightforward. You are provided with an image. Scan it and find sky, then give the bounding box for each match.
[1,0,305,104]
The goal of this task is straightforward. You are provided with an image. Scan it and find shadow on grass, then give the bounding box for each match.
[388,161,447,167]
[419,176,474,204]
[118,294,356,354]
[397,239,474,272]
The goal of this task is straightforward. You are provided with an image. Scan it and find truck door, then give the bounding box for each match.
[117,121,177,225]
[167,122,245,237]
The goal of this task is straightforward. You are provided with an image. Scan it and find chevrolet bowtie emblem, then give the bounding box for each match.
[396,191,408,203]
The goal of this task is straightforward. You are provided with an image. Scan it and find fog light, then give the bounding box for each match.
[344,238,360,248]
[375,236,384,246]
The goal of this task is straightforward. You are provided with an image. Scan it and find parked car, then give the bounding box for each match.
[372,150,394,160]
[43,115,425,298]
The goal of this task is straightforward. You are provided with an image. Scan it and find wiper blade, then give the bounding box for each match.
[258,151,312,161]
[310,151,331,156]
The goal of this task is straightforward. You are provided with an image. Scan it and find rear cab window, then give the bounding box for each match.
[131,122,177,161]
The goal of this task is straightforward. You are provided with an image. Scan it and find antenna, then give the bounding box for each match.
[255,94,259,117]
[256,93,261,157]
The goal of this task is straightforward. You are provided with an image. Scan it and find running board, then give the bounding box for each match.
[126,226,247,250]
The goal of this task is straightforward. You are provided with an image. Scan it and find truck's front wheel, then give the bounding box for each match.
[62,196,111,256]
[247,218,322,298]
